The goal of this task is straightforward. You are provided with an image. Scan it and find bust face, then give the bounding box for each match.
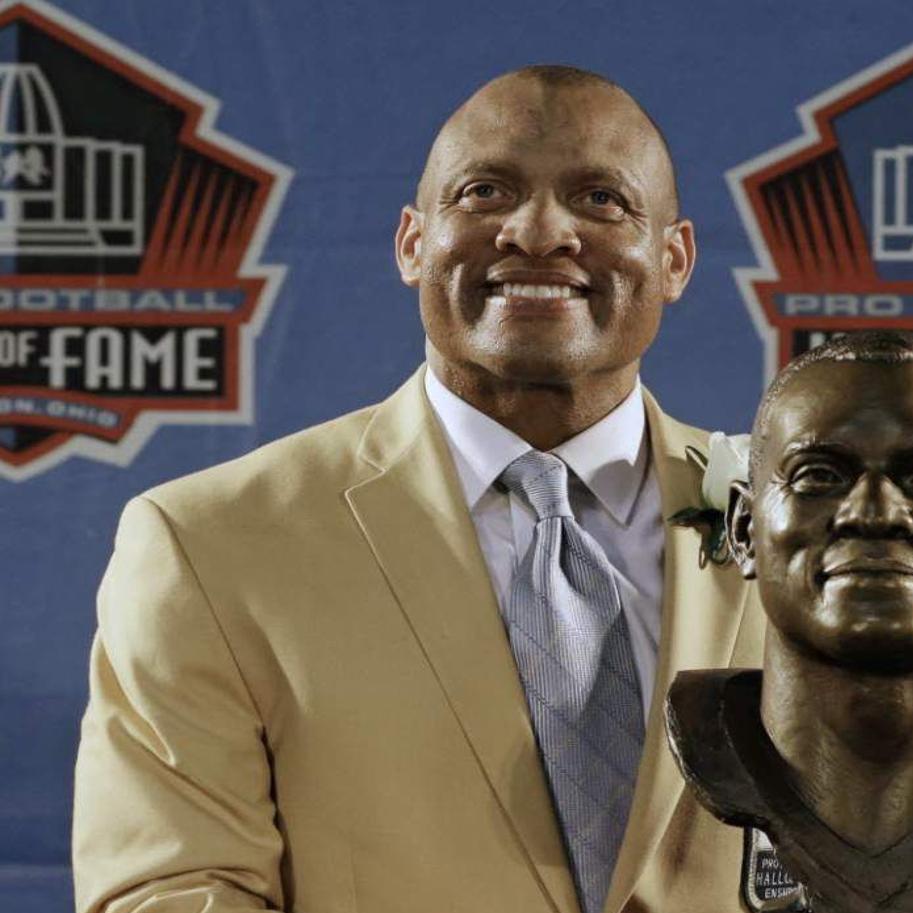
[746,360,913,673]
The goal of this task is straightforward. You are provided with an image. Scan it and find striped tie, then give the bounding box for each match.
[499,449,645,913]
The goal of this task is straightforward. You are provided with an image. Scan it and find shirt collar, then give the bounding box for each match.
[552,380,648,524]
[425,366,649,524]
[425,366,530,510]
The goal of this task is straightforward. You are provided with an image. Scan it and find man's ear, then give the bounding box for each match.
[662,218,696,303]
[395,205,424,288]
[726,480,756,579]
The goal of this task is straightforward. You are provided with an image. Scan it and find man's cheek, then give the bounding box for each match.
[421,258,450,286]
[430,222,464,256]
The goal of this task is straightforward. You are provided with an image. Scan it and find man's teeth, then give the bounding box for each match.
[495,283,581,299]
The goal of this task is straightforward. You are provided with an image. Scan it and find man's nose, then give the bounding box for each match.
[495,195,581,257]
[832,473,913,539]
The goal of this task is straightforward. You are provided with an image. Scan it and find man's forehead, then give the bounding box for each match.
[419,75,665,204]
[457,75,633,128]
[446,77,648,151]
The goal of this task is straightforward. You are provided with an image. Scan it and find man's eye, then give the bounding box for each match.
[470,184,496,198]
[458,182,506,207]
[582,189,625,219]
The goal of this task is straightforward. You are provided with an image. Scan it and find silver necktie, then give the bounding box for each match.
[499,449,645,913]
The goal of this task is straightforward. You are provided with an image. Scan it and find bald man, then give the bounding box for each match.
[73,67,765,913]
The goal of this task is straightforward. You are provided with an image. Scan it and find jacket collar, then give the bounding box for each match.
[604,390,752,911]
[347,369,752,913]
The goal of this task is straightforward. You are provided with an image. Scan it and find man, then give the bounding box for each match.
[73,66,765,913]
[667,331,913,913]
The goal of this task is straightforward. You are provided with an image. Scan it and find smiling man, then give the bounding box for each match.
[397,68,687,450]
[668,330,913,913]
[73,67,765,913]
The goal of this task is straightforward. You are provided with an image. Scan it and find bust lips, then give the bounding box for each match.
[822,544,913,581]
[824,558,913,577]
[816,543,913,672]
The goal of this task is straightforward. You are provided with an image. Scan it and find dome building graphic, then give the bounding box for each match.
[873,145,913,260]
[0,0,290,480]
[0,62,143,255]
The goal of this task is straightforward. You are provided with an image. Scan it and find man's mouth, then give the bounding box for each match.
[485,282,588,310]
[496,282,582,299]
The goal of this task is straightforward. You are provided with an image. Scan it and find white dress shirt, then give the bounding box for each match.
[424,368,665,721]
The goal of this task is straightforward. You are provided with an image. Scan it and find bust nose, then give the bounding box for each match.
[495,195,581,258]
[832,472,913,539]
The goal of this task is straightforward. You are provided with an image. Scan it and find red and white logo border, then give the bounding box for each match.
[728,41,913,384]
[0,0,293,482]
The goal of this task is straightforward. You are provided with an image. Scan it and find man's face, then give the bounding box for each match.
[746,361,913,673]
[395,77,694,388]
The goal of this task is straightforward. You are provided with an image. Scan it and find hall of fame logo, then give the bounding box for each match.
[0,0,291,480]
[730,44,913,381]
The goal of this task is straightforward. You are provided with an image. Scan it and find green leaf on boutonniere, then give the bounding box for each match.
[669,506,731,568]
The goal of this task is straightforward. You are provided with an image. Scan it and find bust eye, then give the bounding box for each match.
[789,464,847,494]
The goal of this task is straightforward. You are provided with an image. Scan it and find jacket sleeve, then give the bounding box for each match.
[73,496,286,913]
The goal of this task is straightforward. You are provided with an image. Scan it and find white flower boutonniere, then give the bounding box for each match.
[669,431,751,567]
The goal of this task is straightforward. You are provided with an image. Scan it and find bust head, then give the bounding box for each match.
[666,332,913,910]
[728,331,913,673]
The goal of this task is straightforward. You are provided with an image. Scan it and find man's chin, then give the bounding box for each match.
[480,351,588,386]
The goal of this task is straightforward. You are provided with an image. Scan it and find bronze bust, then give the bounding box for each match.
[666,332,913,913]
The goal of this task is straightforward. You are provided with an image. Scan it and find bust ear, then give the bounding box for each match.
[726,480,756,579]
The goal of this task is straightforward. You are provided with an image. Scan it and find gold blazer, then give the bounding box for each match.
[73,367,765,913]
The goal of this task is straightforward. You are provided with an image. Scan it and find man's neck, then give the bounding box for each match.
[761,629,913,853]
[427,354,639,451]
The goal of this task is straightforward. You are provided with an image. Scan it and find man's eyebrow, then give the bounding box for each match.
[439,162,521,195]
[566,165,637,183]
[437,162,647,200]
[564,166,645,197]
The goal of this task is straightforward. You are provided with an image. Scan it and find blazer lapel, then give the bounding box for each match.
[345,369,581,913]
[605,391,752,912]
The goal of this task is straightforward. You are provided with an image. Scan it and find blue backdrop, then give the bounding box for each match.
[5,1,913,909]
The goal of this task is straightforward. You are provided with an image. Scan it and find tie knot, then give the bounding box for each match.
[499,450,573,520]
